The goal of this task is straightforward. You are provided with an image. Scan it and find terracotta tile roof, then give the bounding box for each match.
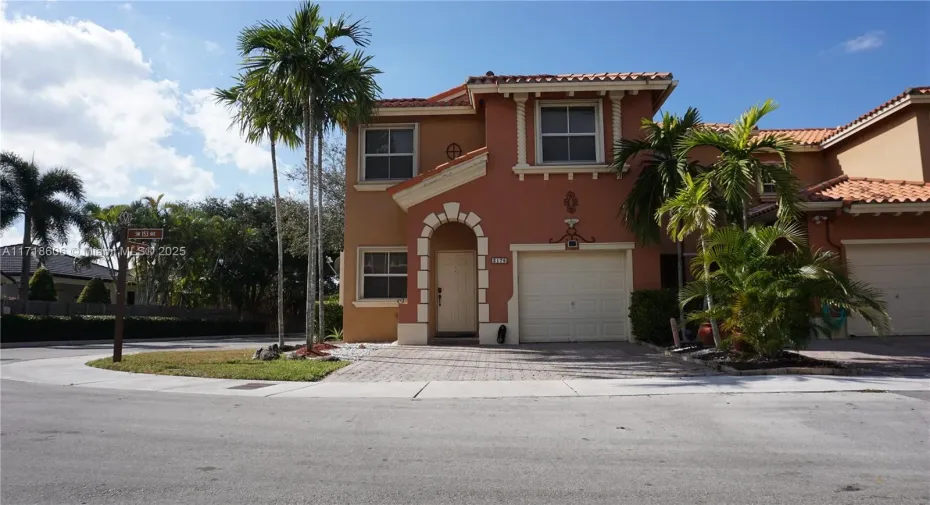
[810,176,930,204]
[750,175,930,217]
[387,146,489,196]
[759,128,836,146]
[466,72,673,85]
[820,86,930,144]
[377,84,470,108]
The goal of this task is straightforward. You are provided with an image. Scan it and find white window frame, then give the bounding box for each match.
[356,246,408,301]
[534,99,604,165]
[358,124,419,183]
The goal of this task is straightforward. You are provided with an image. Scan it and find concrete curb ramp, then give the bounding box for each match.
[2,355,928,399]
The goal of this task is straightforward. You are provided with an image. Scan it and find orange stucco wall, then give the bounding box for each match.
[343,113,484,342]
[807,212,930,256]
[395,92,663,328]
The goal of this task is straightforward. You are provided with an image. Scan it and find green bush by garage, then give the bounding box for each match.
[0,315,267,343]
[629,289,701,347]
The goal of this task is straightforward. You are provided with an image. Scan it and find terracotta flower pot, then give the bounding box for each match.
[697,323,715,346]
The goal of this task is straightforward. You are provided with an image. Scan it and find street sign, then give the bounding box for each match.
[128,228,164,239]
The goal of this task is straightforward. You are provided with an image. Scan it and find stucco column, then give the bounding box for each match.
[608,91,624,146]
[514,93,529,168]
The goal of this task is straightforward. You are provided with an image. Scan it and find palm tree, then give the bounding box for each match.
[0,151,86,301]
[680,223,890,357]
[237,1,374,346]
[680,99,800,230]
[313,48,381,337]
[75,202,128,277]
[656,173,722,346]
[610,108,703,340]
[215,72,302,348]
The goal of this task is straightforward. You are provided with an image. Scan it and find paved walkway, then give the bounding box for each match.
[325,342,716,382]
[800,336,930,377]
[3,352,927,399]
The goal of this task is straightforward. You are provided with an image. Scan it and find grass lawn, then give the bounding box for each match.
[86,349,349,382]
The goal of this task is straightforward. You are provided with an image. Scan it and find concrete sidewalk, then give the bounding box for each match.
[2,354,927,399]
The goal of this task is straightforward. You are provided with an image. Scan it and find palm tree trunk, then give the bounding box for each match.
[741,201,748,231]
[316,128,325,340]
[270,135,285,348]
[19,212,32,302]
[304,98,317,348]
[700,235,722,346]
[676,240,685,343]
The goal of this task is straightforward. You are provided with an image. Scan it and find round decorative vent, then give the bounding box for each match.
[445,143,462,160]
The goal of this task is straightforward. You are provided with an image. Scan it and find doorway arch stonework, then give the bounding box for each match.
[416,202,490,326]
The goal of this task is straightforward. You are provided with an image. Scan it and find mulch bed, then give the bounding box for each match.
[294,342,339,358]
[663,343,849,374]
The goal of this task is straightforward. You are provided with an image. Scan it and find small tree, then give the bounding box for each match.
[28,267,57,301]
[77,277,111,303]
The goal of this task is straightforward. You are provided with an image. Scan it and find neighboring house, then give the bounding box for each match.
[0,244,134,303]
[341,73,930,345]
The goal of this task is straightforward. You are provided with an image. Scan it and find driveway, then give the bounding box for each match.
[325,342,718,382]
[799,336,930,377]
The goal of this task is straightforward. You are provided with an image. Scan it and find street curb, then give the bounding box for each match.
[0,333,306,349]
[633,340,862,377]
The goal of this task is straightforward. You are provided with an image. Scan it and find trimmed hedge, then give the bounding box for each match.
[28,267,57,301]
[77,278,112,304]
[629,289,681,346]
[0,315,266,343]
[319,301,343,336]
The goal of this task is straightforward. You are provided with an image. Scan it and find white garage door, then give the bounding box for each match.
[845,242,930,336]
[518,251,630,343]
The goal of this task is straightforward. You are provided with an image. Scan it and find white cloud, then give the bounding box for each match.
[118,3,132,11]
[181,88,270,174]
[204,40,221,54]
[843,30,885,53]
[0,10,215,201]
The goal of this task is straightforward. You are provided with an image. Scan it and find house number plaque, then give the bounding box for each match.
[491,257,508,264]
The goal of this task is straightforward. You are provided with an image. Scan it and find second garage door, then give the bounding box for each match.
[845,242,930,336]
[518,250,630,343]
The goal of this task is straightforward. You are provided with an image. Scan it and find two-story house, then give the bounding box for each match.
[341,72,930,345]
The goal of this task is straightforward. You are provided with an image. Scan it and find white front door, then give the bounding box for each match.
[518,251,630,343]
[437,251,477,333]
[845,242,930,336]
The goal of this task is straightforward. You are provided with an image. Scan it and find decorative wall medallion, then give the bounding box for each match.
[549,190,595,244]
[445,143,463,160]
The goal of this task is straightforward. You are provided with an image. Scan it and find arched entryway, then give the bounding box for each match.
[415,202,490,339]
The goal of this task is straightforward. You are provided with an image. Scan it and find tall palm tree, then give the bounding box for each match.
[238,1,373,346]
[215,72,302,347]
[610,108,703,340]
[313,48,381,336]
[656,173,722,346]
[680,99,799,230]
[1,151,86,301]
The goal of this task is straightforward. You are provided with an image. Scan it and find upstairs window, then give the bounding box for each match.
[362,126,416,181]
[537,102,602,164]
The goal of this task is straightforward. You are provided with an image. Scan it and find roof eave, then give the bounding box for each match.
[466,79,675,96]
[374,105,475,117]
[821,95,930,148]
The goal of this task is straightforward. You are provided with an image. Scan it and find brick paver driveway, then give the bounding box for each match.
[800,336,930,377]
[325,342,718,382]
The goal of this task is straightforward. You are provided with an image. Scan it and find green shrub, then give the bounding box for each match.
[629,289,680,346]
[77,277,112,303]
[28,267,57,301]
[317,300,343,335]
[0,315,266,343]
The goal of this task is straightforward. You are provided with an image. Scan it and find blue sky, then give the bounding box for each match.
[1,1,928,245]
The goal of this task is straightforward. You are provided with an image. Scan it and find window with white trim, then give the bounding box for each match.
[537,102,602,164]
[360,250,407,299]
[361,126,415,181]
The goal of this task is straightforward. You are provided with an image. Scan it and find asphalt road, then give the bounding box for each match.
[2,379,928,505]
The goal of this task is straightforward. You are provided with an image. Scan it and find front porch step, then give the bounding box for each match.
[430,334,479,346]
